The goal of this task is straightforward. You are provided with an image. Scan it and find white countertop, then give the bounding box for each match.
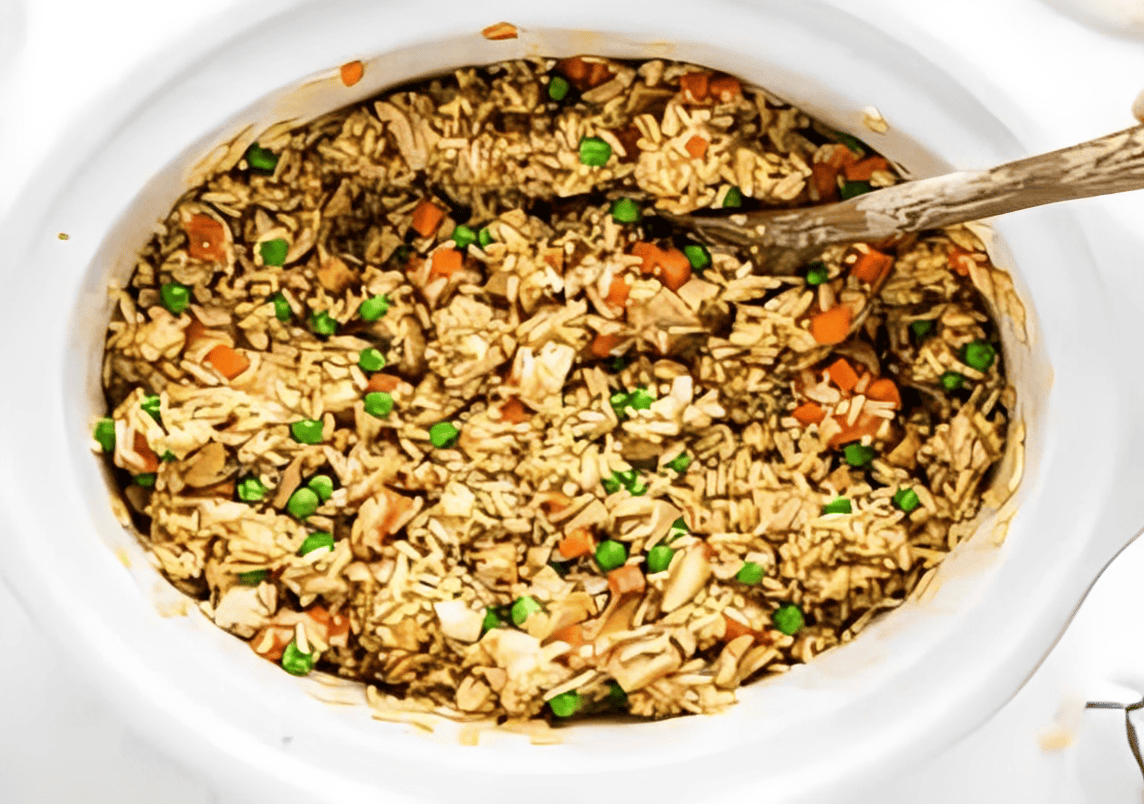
[3,0,1144,801]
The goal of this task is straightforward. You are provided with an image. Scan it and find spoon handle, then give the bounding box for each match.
[687,123,1144,250]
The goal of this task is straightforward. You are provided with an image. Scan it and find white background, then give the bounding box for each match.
[3,0,1144,801]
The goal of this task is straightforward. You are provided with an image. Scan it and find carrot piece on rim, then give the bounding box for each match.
[206,344,250,381]
[826,358,859,392]
[792,401,825,426]
[557,529,595,560]
[340,60,364,87]
[849,247,894,285]
[809,306,852,345]
[410,199,445,238]
[481,22,518,40]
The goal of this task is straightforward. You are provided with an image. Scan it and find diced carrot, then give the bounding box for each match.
[612,124,643,163]
[498,397,531,424]
[410,199,445,238]
[792,401,825,426]
[948,245,976,277]
[557,528,595,560]
[556,56,589,84]
[657,248,692,291]
[556,57,613,91]
[604,277,630,307]
[429,248,463,280]
[185,214,226,263]
[590,333,622,358]
[184,316,209,345]
[684,135,708,159]
[679,71,710,102]
[536,491,571,517]
[550,622,585,648]
[481,21,518,40]
[366,373,400,393]
[828,412,882,447]
[848,247,894,285]
[826,357,859,392]
[866,378,902,409]
[843,155,889,181]
[251,626,292,663]
[133,431,160,473]
[607,564,646,597]
[723,614,755,642]
[708,75,742,102]
[811,162,840,202]
[542,248,564,271]
[586,61,612,88]
[826,144,858,170]
[630,241,662,274]
[809,305,852,345]
[340,60,364,87]
[205,344,250,380]
[376,487,415,538]
[309,605,352,640]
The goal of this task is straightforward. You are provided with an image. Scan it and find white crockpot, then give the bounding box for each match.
[3,1,1144,802]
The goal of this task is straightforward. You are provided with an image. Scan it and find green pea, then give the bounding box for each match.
[664,452,691,474]
[843,444,876,468]
[683,243,711,272]
[93,417,116,452]
[579,136,612,167]
[364,391,394,420]
[290,419,324,444]
[940,371,965,392]
[451,225,478,250]
[160,450,177,463]
[909,319,934,341]
[605,355,627,374]
[548,75,570,102]
[548,690,583,718]
[287,487,320,519]
[609,391,632,419]
[893,487,921,513]
[298,531,335,556]
[595,540,628,572]
[308,310,338,337]
[271,292,292,322]
[736,561,764,585]
[602,472,624,495]
[628,387,655,411]
[805,260,829,286]
[358,294,390,322]
[722,186,743,208]
[260,238,289,267]
[834,132,868,156]
[605,680,627,708]
[481,607,508,634]
[429,421,459,449]
[141,394,161,422]
[133,473,156,488]
[822,497,852,515]
[772,603,805,636]
[627,476,648,496]
[963,340,996,372]
[307,474,334,503]
[281,639,315,676]
[610,198,641,224]
[840,180,872,200]
[237,476,267,502]
[238,569,268,586]
[245,143,278,174]
[358,348,386,372]
[478,227,494,249]
[511,595,542,627]
[646,544,675,574]
[160,282,190,315]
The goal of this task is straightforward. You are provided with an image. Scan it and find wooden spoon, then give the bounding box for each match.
[661,122,1144,268]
